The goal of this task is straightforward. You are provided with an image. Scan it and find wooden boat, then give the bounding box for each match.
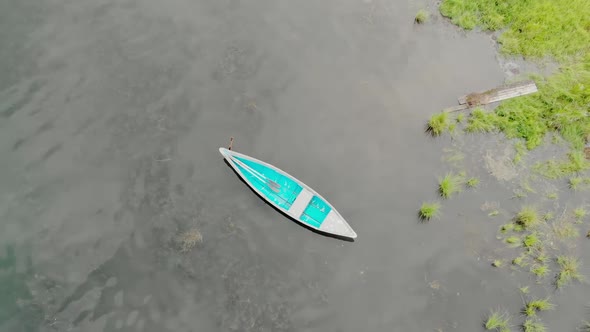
[219,147,357,239]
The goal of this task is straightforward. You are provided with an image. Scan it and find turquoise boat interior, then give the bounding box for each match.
[232,155,332,228]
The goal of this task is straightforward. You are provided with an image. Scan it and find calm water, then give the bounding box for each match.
[1,0,589,331]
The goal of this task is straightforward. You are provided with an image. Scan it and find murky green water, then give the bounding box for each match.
[1,0,589,331]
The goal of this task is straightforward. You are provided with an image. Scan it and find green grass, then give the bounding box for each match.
[492,259,503,268]
[524,298,554,317]
[438,172,463,198]
[427,112,450,136]
[415,9,430,24]
[523,232,540,249]
[542,212,554,221]
[484,309,511,331]
[580,321,590,332]
[456,113,465,123]
[515,206,542,229]
[466,177,480,188]
[505,236,520,245]
[488,210,499,217]
[500,223,514,233]
[533,151,590,179]
[439,0,590,62]
[569,177,590,191]
[574,207,587,220]
[555,256,584,288]
[546,192,558,200]
[419,202,441,221]
[513,254,528,267]
[523,318,546,332]
[531,264,550,278]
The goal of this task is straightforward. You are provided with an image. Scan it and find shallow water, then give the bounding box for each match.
[1,0,589,331]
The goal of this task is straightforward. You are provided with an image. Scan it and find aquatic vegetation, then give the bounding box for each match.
[515,206,541,229]
[419,202,441,221]
[455,113,465,123]
[546,192,558,200]
[531,264,550,278]
[569,177,590,191]
[492,259,503,268]
[484,309,511,331]
[513,254,528,267]
[505,236,520,245]
[523,318,546,332]
[415,9,429,24]
[488,210,499,217]
[524,297,554,317]
[448,56,590,168]
[175,228,203,253]
[523,232,540,249]
[427,112,450,136]
[466,177,480,188]
[439,0,590,61]
[587,230,590,239]
[552,220,580,240]
[465,108,496,133]
[574,207,587,220]
[514,141,527,164]
[519,286,529,294]
[438,172,463,198]
[556,256,584,288]
[580,321,590,332]
[500,223,514,233]
[542,212,554,221]
[533,151,590,179]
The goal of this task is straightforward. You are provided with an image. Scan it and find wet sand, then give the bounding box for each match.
[1,0,589,331]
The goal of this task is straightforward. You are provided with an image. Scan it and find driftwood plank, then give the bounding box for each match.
[458,80,538,106]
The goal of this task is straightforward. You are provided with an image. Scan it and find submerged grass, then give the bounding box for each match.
[555,256,584,288]
[523,318,546,332]
[484,309,511,331]
[415,9,429,24]
[569,177,590,191]
[466,177,480,188]
[574,207,587,220]
[419,202,441,221]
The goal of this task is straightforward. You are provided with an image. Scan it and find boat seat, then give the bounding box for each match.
[288,188,314,218]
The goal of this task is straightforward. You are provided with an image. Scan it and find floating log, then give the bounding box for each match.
[444,80,538,113]
[458,80,538,106]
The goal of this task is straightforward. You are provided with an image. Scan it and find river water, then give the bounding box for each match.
[1,0,589,331]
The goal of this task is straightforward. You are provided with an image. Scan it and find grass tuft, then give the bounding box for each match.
[415,9,430,24]
[438,172,463,199]
[492,259,503,268]
[523,232,540,249]
[556,256,584,288]
[419,202,441,221]
[531,264,550,278]
[552,220,580,239]
[523,318,546,332]
[574,207,587,220]
[515,206,542,229]
[466,177,480,188]
[534,151,590,179]
[569,177,590,191]
[484,309,510,331]
[524,297,554,317]
[427,112,450,136]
